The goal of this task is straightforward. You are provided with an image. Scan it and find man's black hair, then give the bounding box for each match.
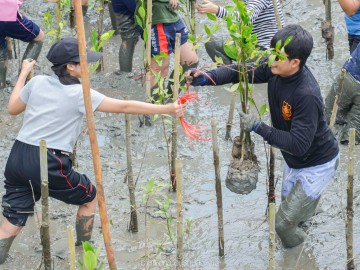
[270,24,313,68]
[51,63,80,85]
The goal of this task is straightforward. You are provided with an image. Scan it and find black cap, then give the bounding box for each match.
[46,37,102,65]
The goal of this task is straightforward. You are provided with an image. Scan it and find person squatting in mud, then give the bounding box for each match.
[196,0,285,65]
[0,37,185,264]
[135,0,198,96]
[0,0,45,89]
[325,42,360,144]
[187,24,339,248]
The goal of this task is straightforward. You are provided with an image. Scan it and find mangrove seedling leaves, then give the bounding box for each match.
[84,251,97,270]
[206,13,217,21]
[204,24,211,36]
[268,54,276,67]
[259,103,268,117]
[215,55,224,65]
[138,6,146,19]
[135,15,143,28]
[224,44,238,60]
[275,40,282,51]
[284,36,293,46]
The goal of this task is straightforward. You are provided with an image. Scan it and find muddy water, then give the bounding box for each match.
[0,0,359,269]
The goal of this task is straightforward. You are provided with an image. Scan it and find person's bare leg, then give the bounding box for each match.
[22,30,45,62]
[0,218,22,264]
[75,196,97,246]
[180,41,198,67]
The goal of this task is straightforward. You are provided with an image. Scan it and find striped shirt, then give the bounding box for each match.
[217,0,285,49]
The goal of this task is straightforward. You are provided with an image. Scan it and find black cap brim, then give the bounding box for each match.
[86,50,103,63]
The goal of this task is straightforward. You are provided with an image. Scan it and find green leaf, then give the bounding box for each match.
[206,13,217,21]
[268,54,276,67]
[259,103,267,117]
[84,250,97,270]
[248,96,256,107]
[275,40,282,51]
[284,36,293,46]
[204,24,211,36]
[229,83,239,92]
[188,33,195,43]
[163,119,172,125]
[163,197,170,211]
[214,55,224,65]
[82,241,95,253]
[138,6,146,19]
[135,15,143,28]
[223,44,237,60]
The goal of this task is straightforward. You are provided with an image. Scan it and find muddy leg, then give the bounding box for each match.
[75,198,96,246]
[22,40,43,62]
[0,45,7,89]
[0,218,22,264]
[119,37,138,72]
[275,181,320,248]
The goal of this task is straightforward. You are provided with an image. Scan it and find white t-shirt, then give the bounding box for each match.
[17,75,105,152]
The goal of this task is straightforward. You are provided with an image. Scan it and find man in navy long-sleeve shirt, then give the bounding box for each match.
[188,25,339,248]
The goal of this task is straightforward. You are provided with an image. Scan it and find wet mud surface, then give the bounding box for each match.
[0,0,359,269]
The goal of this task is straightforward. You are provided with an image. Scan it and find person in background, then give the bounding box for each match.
[325,43,360,143]
[111,0,140,74]
[0,0,45,89]
[337,0,360,53]
[197,0,285,65]
[0,37,185,264]
[187,25,339,248]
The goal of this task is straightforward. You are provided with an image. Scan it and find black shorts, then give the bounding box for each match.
[0,12,40,50]
[2,140,96,226]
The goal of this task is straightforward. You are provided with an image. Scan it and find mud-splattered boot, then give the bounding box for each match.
[21,40,42,82]
[75,214,95,246]
[119,37,138,73]
[0,236,15,264]
[0,46,7,89]
[275,181,320,248]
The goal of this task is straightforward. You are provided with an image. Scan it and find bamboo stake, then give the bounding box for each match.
[269,202,276,270]
[190,0,196,36]
[125,96,138,232]
[74,1,117,269]
[67,225,76,270]
[271,0,282,30]
[346,128,355,270]
[225,92,236,141]
[176,160,183,270]
[56,0,61,41]
[211,118,225,256]
[329,69,345,130]
[323,0,334,59]
[144,0,153,126]
[170,33,181,192]
[268,147,275,204]
[39,140,52,270]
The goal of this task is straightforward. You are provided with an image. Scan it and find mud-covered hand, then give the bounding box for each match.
[185,69,208,86]
[168,0,179,11]
[20,59,37,76]
[197,0,219,14]
[239,111,261,132]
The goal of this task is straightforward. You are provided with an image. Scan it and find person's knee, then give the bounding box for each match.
[33,29,45,43]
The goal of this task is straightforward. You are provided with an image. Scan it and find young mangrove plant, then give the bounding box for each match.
[77,241,105,270]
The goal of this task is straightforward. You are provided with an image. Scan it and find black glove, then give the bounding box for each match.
[239,111,261,132]
[186,69,208,86]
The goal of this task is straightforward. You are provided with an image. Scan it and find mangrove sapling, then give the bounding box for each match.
[77,241,105,270]
[90,29,115,73]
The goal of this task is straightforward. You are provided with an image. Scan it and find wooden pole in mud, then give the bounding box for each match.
[67,225,76,270]
[269,202,276,270]
[268,147,275,205]
[5,37,13,59]
[211,118,225,256]
[190,0,196,36]
[271,0,282,30]
[323,0,334,59]
[70,0,75,29]
[176,160,183,270]
[74,1,117,269]
[125,97,138,232]
[329,69,345,130]
[225,92,236,141]
[346,128,355,270]
[170,34,181,192]
[39,140,52,270]
[144,0,153,126]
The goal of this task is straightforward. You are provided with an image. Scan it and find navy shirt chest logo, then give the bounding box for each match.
[282,101,292,120]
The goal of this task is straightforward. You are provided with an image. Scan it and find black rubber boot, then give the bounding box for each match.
[108,2,118,35]
[0,236,15,264]
[119,37,138,72]
[0,46,7,89]
[22,40,43,61]
[75,215,94,246]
